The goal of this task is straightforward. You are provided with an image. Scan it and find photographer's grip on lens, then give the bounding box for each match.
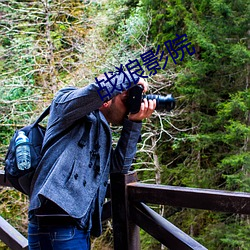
[143,94,175,112]
[127,85,176,114]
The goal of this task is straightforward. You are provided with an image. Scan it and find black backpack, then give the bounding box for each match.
[4,106,50,195]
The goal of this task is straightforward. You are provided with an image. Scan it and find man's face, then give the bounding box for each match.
[103,91,129,126]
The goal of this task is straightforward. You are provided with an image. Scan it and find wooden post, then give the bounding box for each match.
[110,171,140,250]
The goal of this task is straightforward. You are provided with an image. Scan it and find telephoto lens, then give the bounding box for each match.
[143,94,175,112]
[127,85,176,114]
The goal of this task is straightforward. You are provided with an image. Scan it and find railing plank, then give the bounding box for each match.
[130,202,207,250]
[1,170,250,250]
[0,216,28,250]
[128,183,250,214]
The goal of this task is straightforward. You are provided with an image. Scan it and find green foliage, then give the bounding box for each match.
[117,7,148,47]
[109,0,250,248]
[140,229,159,249]
[0,188,29,237]
[0,1,98,249]
[197,215,250,250]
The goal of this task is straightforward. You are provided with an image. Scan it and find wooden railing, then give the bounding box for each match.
[0,170,29,250]
[1,170,250,250]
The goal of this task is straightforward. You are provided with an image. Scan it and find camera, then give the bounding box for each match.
[127,85,176,114]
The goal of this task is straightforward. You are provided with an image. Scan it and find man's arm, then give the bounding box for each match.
[110,118,142,174]
[51,74,140,126]
[111,98,156,173]
[45,74,144,146]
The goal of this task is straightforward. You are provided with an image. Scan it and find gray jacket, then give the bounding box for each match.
[29,73,141,236]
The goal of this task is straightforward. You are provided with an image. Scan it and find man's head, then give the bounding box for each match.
[99,91,129,126]
[99,78,156,125]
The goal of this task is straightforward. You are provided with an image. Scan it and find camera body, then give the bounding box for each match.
[127,85,175,114]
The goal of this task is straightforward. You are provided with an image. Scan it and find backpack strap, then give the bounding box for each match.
[34,105,51,126]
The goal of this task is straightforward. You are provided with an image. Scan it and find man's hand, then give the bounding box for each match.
[137,78,148,93]
[128,78,156,121]
[128,98,156,122]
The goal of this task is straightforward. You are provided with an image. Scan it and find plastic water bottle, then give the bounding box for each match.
[15,131,31,170]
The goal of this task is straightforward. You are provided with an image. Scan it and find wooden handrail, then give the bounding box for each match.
[127,182,250,214]
[110,172,250,250]
[0,216,28,250]
[1,170,250,249]
[130,202,207,250]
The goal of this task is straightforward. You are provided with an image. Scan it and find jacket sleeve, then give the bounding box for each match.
[45,73,140,139]
[110,118,142,174]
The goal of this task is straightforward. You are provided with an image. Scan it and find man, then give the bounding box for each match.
[28,73,156,250]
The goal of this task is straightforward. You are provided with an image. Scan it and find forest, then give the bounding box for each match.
[0,0,249,249]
